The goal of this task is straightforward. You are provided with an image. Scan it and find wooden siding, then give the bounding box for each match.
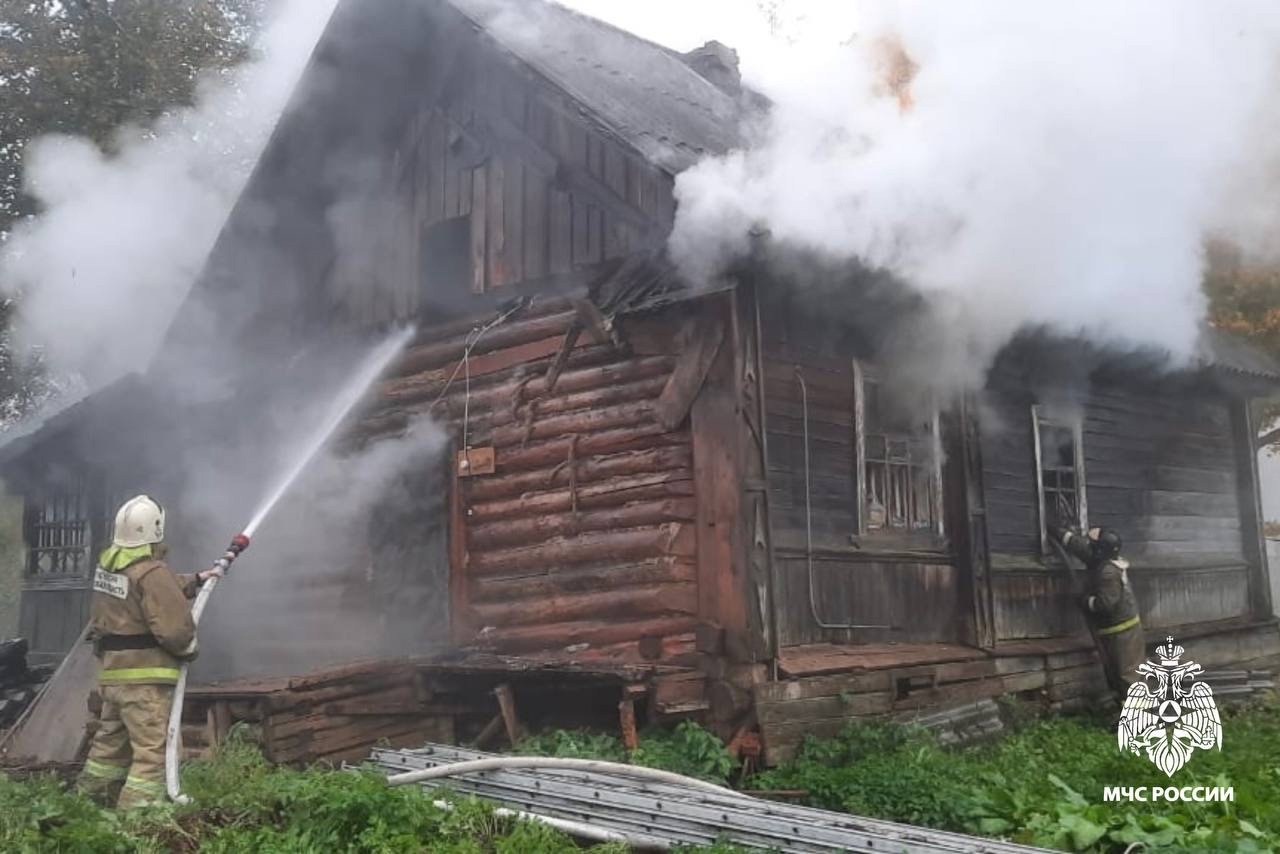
[370,40,674,320]
[358,303,700,659]
[982,375,1251,641]
[772,555,957,645]
[758,297,960,646]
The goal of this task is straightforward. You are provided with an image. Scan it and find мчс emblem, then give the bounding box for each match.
[1117,636,1221,777]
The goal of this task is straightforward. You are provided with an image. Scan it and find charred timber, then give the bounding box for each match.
[469,582,698,628]
[464,446,693,502]
[470,615,699,654]
[487,377,669,429]
[489,401,660,448]
[467,498,697,550]
[491,426,688,473]
[394,311,578,377]
[468,557,698,603]
[468,471,694,521]
[405,297,577,348]
[378,346,655,410]
[466,523,695,576]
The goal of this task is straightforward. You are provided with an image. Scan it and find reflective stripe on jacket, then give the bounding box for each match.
[89,551,200,686]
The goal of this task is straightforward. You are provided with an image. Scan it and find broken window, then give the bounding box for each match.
[856,364,943,541]
[25,484,92,577]
[1033,405,1087,553]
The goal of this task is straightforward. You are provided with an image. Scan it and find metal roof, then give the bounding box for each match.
[450,0,747,172]
[1197,326,1280,382]
[0,373,146,470]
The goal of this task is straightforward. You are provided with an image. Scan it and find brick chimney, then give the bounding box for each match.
[682,40,742,97]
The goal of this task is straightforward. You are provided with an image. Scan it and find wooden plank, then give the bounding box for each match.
[504,157,524,284]
[450,444,470,643]
[467,523,696,576]
[390,310,581,384]
[549,190,572,274]
[486,158,506,286]
[524,167,548,280]
[470,165,487,292]
[470,558,697,603]
[777,643,984,677]
[756,691,893,725]
[954,397,995,648]
[467,498,697,550]
[587,205,603,263]
[491,398,648,446]
[466,444,691,503]
[487,376,670,430]
[754,671,895,704]
[654,316,726,431]
[469,473,693,524]
[477,615,699,653]
[691,308,751,647]
[494,683,523,745]
[470,582,697,628]
[492,427,689,474]
[0,626,95,763]
[427,113,447,225]
[571,195,589,264]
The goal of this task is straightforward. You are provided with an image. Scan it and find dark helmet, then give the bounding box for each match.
[1091,528,1123,560]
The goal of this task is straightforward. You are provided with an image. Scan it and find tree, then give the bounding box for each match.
[0,0,266,421]
[1203,238,1280,451]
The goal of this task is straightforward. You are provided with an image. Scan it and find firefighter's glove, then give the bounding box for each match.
[198,566,225,584]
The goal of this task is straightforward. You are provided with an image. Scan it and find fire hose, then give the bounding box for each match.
[164,533,251,804]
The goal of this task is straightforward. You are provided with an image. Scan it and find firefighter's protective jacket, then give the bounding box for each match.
[89,546,200,685]
[1059,530,1141,635]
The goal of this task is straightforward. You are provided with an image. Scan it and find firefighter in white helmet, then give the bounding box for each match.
[76,495,223,809]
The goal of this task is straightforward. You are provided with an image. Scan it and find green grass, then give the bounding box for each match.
[750,699,1280,852]
[5,703,1278,852]
[0,734,629,853]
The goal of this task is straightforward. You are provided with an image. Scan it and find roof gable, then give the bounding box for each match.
[450,0,746,172]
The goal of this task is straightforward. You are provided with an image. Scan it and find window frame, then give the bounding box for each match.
[1032,404,1088,555]
[853,360,945,543]
[24,482,94,579]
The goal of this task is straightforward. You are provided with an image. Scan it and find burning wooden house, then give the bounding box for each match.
[3,0,1278,766]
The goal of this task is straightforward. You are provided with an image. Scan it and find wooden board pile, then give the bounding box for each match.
[183,660,454,766]
[0,639,53,731]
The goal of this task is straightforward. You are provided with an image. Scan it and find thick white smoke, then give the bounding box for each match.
[569,0,1280,390]
[0,0,339,388]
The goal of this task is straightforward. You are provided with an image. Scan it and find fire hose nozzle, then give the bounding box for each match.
[229,533,250,554]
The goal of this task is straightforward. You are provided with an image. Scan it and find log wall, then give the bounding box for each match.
[359,301,703,659]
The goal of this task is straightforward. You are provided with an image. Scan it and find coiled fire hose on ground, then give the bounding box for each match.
[164,534,250,804]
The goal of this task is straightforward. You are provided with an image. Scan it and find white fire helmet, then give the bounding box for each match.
[113,495,166,548]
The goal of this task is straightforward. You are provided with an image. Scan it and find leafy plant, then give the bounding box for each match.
[751,701,1280,852]
[517,721,737,785]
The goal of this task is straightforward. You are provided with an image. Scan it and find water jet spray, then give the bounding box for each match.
[165,325,416,803]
